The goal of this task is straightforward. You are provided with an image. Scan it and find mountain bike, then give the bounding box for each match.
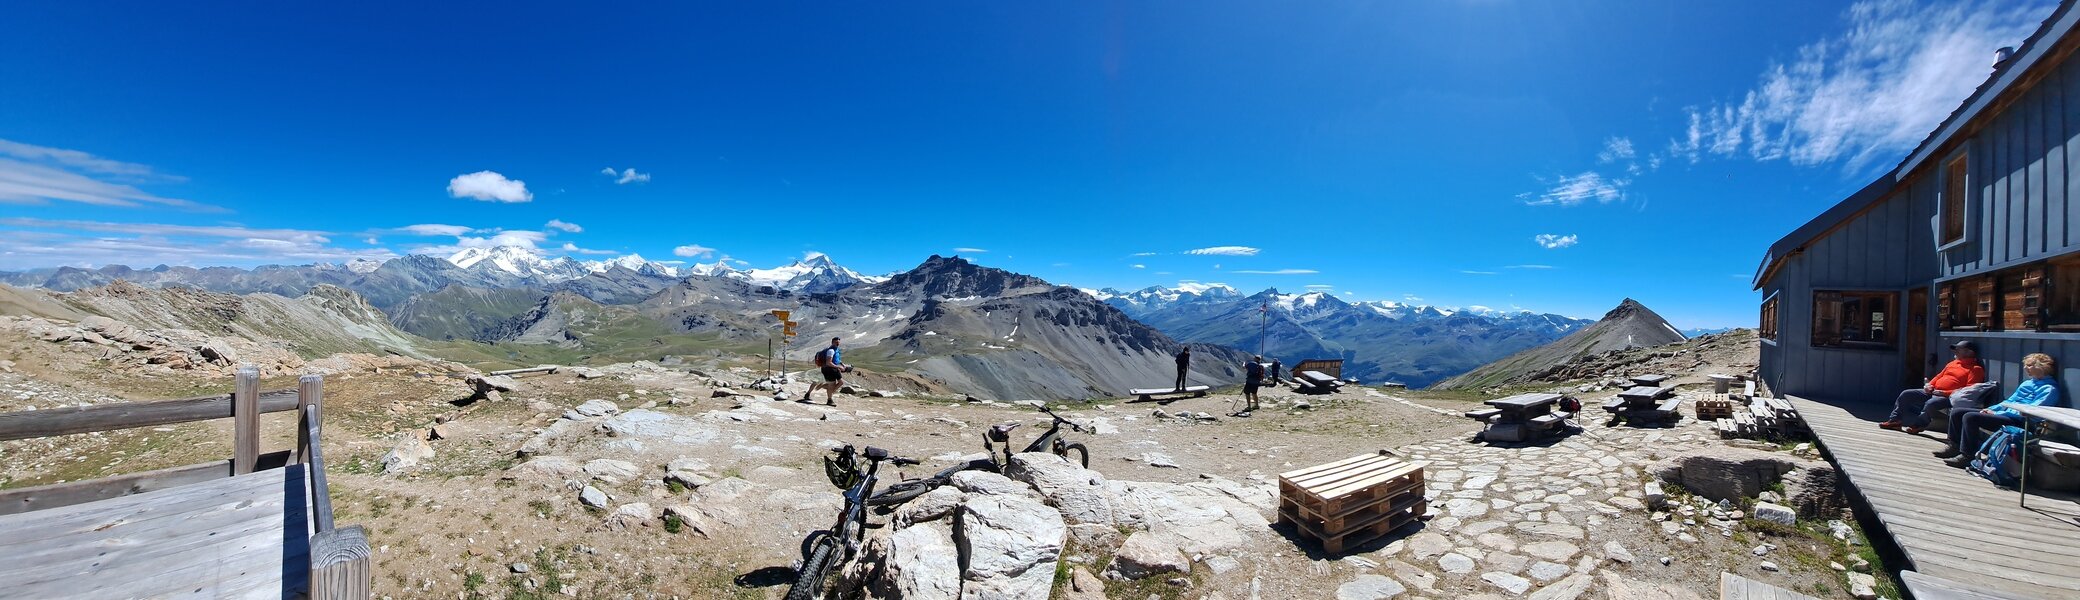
[868,404,1092,506]
[787,444,919,600]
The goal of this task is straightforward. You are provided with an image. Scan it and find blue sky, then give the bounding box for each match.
[0,1,2057,328]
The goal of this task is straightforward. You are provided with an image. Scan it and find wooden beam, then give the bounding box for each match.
[296,375,322,465]
[0,389,299,442]
[234,366,259,476]
[304,405,336,533]
[0,450,290,516]
[488,365,558,376]
[309,525,371,600]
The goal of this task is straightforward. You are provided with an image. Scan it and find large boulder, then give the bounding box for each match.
[877,521,964,600]
[509,456,584,481]
[1648,447,1807,502]
[1106,478,1272,556]
[1004,452,1116,526]
[895,486,968,529]
[1781,464,1847,519]
[1104,531,1189,580]
[950,470,1033,498]
[956,495,1066,599]
[583,458,642,483]
[381,433,435,474]
[573,399,620,418]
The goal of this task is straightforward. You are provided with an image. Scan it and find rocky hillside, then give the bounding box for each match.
[1433,298,1686,390]
[33,281,429,360]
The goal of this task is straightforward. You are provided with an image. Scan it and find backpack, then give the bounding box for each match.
[814,348,833,368]
[1968,425,2025,488]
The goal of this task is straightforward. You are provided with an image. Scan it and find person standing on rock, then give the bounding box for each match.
[1174,347,1191,391]
[1239,356,1265,416]
[807,337,852,405]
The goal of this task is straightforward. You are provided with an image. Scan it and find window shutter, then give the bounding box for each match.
[2023,266,2045,330]
[1974,277,1996,329]
[1813,292,1842,346]
[1938,283,1954,330]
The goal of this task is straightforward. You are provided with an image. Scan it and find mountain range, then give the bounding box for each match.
[1086,284,1596,387]
[1433,298,1687,390]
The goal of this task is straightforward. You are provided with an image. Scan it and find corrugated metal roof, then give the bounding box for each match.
[1754,0,2078,290]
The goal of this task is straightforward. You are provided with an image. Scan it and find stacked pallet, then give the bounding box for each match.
[1716,397,1805,439]
[1694,395,1736,421]
[1277,453,1427,554]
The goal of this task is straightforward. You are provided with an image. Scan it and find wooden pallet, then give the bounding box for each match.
[1276,453,1426,554]
[1695,398,1736,421]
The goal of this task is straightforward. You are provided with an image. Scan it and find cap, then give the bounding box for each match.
[1950,339,1978,352]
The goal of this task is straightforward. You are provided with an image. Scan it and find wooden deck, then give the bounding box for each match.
[1720,571,1820,600]
[0,464,313,599]
[1790,396,2080,600]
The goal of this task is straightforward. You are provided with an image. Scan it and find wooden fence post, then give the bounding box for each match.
[296,374,323,465]
[233,365,259,475]
[310,525,371,600]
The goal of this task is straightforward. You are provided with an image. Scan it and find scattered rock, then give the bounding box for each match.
[1643,481,1666,509]
[573,399,620,418]
[1752,502,1796,526]
[579,485,609,508]
[1439,553,1476,574]
[1846,572,1878,599]
[583,458,641,483]
[1648,447,1805,503]
[380,434,434,474]
[1602,541,1635,564]
[1759,561,1779,572]
[1482,571,1532,595]
[1107,532,1189,580]
[604,502,654,529]
[1063,567,1106,600]
[662,505,710,536]
[510,563,530,574]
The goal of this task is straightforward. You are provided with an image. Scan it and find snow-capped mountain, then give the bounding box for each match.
[445,246,591,282]
[344,258,384,274]
[685,261,737,277]
[1086,282,1240,314]
[719,253,886,293]
[580,253,680,278]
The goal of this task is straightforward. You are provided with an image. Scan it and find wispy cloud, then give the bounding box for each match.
[673,244,717,258]
[1185,246,1260,256]
[1534,233,1579,249]
[1460,270,1497,275]
[1131,264,1146,269]
[398,224,472,237]
[1596,137,1636,163]
[1129,252,1158,257]
[0,138,214,211]
[0,217,390,269]
[545,219,583,233]
[1234,268,1317,275]
[560,242,616,256]
[601,167,651,184]
[1506,264,1557,270]
[448,171,532,203]
[953,247,988,253]
[1668,0,2047,171]
[1523,172,1626,206]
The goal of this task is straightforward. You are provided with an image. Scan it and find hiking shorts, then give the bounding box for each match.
[1244,380,1262,394]
[821,366,844,382]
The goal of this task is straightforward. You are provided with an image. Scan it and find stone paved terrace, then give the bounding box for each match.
[1790,396,2080,600]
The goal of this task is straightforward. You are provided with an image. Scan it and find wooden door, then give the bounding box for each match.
[1905,288,1929,386]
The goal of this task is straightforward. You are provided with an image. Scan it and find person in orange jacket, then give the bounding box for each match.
[1881,340,1985,434]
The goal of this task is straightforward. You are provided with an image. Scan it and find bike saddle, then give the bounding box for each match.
[988,423,1022,442]
[864,446,890,460]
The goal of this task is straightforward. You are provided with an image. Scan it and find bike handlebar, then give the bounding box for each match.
[892,457,921,466]
[1035,404,1091,433]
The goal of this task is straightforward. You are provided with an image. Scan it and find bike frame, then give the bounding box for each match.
[990,406,1084,465]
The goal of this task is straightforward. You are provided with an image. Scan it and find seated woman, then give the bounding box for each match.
[1937,353,2061,467]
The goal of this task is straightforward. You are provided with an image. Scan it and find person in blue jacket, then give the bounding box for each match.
[1939,353,2061,467]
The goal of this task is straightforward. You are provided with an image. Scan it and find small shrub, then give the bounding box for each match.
[664,513,685,534]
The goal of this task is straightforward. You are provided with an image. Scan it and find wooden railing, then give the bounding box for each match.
[0,365,371,599]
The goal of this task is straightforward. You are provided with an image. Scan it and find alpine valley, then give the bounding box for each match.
[0,247,1619,396]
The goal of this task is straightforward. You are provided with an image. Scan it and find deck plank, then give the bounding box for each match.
[1718,571,1818,600]
[0,465,312,599]
[1791,396,2080,600]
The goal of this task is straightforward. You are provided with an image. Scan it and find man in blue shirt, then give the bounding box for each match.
[1940,353,2061,467]
[806,337,852,405]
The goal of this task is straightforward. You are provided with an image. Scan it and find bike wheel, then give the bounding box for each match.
[1058,442,1090,468]
[867,479,940,507]
[785,537,840,600]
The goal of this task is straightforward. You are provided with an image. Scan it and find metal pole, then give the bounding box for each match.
[1258,302,1268,357]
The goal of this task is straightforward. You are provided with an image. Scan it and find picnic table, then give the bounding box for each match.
[1464,393,1573,442]
[1129,385,1210,403]
[2012,404,2080,510]
[1603,386,1681,425]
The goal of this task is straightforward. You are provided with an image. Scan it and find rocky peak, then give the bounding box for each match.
[874,255,1051,299]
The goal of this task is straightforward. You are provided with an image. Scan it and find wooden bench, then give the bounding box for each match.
[1600,397,1627,412]
[1654,397,1684,415]
[1463,408,1502,422]
[1130,385,1210,402]
[1528,413,1567,429]
[0,368,369,599]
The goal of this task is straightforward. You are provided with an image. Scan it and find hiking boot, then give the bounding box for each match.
[1933,446,1961,459]
[1944,455,1974,468]
[1878,421,1902,430]
[1903,425,1924,434]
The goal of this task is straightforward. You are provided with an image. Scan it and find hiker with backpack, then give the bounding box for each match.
[1174,347,1191,391]
[1237,355,1265,417]
[1938,352,2061,469]
[806,337,853,405]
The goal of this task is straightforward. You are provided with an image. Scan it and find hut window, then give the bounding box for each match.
[1939,153,1968,246]
[1759,295,1780,341]
[2048,255,2080,332]
[1940,276,1993,331]
[1813,290,1895,348]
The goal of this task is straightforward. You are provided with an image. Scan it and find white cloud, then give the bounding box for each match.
[1461,270,1498,275]
[0,138,211,210]
[560,242,616,256]
[0,217,392,269]
[1234,268,1317,275]
[1507,264,1558,269]
[1305,284,1335,289]
[953,247,988,253]
[545,219,583,233]
[1131,264,1146,269]
[601,167,651,185]
[1525,172,1626,206]
[1534,233,1579,249]
[1596,137,1636,163]
[1184,246,1260,256]
[399,224,473,237]
[1668,0,2047,170]
[447,170,532,203]
[674,244,718,258]
[1130,252,1158,257]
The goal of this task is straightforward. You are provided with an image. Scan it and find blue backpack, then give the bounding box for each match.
[1968,425,2025,487]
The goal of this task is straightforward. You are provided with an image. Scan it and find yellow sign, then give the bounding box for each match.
[783,322,798,337]
[771,309,791,320]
